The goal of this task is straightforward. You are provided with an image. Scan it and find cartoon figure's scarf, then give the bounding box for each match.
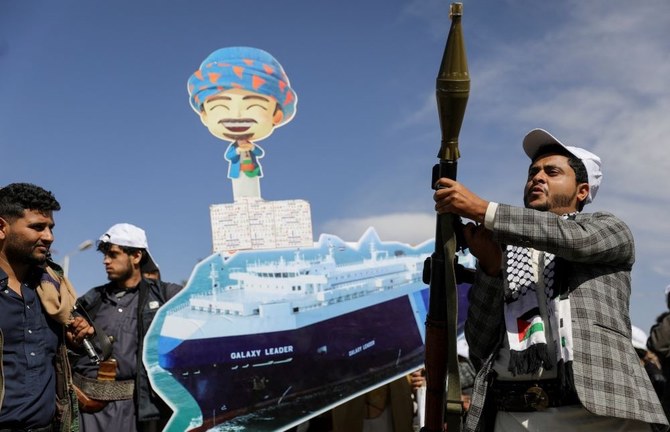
[502,214,576,390]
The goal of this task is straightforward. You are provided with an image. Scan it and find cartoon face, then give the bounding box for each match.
[200,88,284,143]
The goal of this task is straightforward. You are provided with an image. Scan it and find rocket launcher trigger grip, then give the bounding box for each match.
[431,163,467,253]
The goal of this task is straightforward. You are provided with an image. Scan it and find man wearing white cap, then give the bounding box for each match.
[71,223,181,432]
[434,129,667,431]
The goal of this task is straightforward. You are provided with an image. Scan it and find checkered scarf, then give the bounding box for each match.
[502,213,576,389]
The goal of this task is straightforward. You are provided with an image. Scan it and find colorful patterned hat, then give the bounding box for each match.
[187,47,297,127]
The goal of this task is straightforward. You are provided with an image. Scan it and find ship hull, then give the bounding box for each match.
[158,292,425,423]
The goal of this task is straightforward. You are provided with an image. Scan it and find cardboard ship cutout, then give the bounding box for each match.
[145,230,472,431]
[144,47,472,431]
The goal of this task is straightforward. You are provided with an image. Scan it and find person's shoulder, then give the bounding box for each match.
[655,311,670,324]
[578,211,632,229]
[77,283,111,311]
[160,281,183,300]
[79,283,111,299]
[580,210,625,221]
[143,278,182,300]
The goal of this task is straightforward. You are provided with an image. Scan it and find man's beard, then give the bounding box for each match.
[4,238,48,267]
[108,263,134,283]
[524,191,576,212]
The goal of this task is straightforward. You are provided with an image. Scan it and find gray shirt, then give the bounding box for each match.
[77,285,141,432]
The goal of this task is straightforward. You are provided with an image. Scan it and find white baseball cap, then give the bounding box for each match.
[522,128,603,204]
[630,325,648,351]
[457,333,469,359]
[98,223,158,272]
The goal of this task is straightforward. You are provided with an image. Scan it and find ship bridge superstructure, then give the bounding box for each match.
[187,242,427,320]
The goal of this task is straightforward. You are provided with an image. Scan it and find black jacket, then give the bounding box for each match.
[649,311,670,422]
[77,278,181,422]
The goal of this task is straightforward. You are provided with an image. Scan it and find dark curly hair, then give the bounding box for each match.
[96,241,149,266]
[0,183,61,220]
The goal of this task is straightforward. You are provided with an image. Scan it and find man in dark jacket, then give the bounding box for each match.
[0,182,93,432]
[71,223,181,432]
[649,285,670,423]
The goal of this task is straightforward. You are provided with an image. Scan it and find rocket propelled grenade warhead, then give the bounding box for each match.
[436,2,470,162]
[422,4,470,431]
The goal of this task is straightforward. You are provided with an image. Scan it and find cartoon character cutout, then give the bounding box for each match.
[188,47,297,201]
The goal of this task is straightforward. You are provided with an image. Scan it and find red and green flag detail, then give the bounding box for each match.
[516,307,543,342]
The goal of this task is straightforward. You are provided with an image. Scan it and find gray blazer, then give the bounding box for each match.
[464,204,668,431]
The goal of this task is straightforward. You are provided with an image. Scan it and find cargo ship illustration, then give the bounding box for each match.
[151,229,471,430]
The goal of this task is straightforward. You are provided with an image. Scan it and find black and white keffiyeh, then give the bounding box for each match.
[502,213,577,389]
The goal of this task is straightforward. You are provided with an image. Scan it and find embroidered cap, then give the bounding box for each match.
[98,223,158,273]
[522,128,602,204]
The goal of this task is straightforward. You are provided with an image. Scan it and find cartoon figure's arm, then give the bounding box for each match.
[251,145,265,158]
[224,143,240,163]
